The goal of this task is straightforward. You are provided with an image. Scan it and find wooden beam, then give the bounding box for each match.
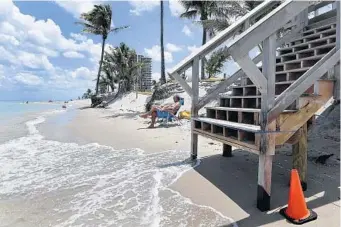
[191,57,200,160]
[223,144,232,157]
[269,48,339,121]
[257,33,276,212]
[234,55,267,93]
[168,72,193,97]
[333,0,340,100]
[292,123,308,191]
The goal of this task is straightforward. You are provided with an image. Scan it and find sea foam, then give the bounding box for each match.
[0,111,236,227]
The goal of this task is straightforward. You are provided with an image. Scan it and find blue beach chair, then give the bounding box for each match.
[157,98,184,125]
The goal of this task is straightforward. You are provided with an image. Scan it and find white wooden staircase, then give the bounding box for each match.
[168,0,340,211]
[194,21,337,153]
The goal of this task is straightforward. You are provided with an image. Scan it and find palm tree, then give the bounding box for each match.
[205,49,229,78]
[160,0,166,84]
[104,43,141,93]
[77,4,129,95]
[180,1,245,80]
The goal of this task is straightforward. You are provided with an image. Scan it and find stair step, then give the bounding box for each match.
[277,54,325,65]
[206,106,297,113]
[193,117,260,132]
[280,43,335,57]
[303,22,336,35]
[279,34,336,52]
[289,27,336,46]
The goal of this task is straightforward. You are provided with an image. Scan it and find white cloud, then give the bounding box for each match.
[63,51,85,59]
[166,43,182,52]
[17,51,54,70]
[169,0,185,17]
[36,46,59,57]
[129,1,159,16]
[0,34,19,46]
[70,33,87,42]
[71,67,95,80]
[187,45,200,53]
[27,30,51,45]
[144,45,173,63]
[54,1,98,18]
[0,22,16,36]
[182,25,192,37]
[0,46,17,64]
[14,73,43,86]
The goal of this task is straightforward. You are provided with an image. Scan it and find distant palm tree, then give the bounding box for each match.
[205,49,229,78]
[77,4,129,95]
[179,1,245,80]
[104,43,141,93]
[160,1,166,85]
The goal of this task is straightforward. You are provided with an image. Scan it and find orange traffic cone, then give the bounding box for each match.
[280,169,317,225]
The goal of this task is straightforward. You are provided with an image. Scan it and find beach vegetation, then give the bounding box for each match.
[77,4,129,96]
[103,42,142,94]
[205,48,229,78]
[82,89,93,99]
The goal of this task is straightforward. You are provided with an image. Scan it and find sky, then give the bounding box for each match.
[0,0,205,101]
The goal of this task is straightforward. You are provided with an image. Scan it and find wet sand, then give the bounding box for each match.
[38,100,340,226]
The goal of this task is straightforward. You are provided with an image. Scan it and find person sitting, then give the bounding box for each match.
[140,95,182,128]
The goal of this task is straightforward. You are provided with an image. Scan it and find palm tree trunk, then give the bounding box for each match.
[160,0,166,84]
[201,26,207,80]
[95,38,106,95]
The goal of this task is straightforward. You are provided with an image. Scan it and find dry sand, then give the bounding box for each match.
[40,98,340,227]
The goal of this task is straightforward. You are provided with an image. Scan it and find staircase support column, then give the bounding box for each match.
[222,144,232,157]
[333,0,340,101]
[191,57,200,160]
[257,33,276,212]
[292,123,308,191]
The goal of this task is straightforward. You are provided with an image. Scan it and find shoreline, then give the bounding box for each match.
[37,100,340,226]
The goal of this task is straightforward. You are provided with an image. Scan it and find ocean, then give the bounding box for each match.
[0,101,234,227]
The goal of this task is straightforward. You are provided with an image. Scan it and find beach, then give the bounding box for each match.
[0,98,339,226]
[36,97,340,227]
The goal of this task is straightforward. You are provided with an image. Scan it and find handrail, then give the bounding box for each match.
[168,0,278,75]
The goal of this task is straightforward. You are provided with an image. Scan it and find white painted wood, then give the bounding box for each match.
[167,0,277,75]
[234,55,267,93]
[269,48,340,121]
[169,72,193,97]
[333,0,340,100]
[193,129,260,154]
[229,1,312,60]
[206,106,297,113]
[256,33,277,211]
[191,57,200,159]
[193,117,261,132]
[197,53,263,110]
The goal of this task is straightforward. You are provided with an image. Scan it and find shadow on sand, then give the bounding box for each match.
[190,149,339,227]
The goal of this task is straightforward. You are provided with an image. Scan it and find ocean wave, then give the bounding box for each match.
[0,113,236,227]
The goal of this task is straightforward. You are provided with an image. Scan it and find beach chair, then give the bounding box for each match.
[157,98,184,125]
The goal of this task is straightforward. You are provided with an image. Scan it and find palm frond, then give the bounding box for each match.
[180,9,199,19]
[110,25,130,33]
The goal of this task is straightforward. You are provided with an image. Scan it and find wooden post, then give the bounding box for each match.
[191,57,200,160]
[292,123,308,191]
[257,33,276,212]
[222,144,232,157]
[333,1,340,101]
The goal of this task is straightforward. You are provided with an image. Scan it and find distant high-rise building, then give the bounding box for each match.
[135,54,152,91]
